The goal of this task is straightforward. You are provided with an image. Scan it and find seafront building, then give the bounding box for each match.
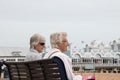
[71,39,120,73]
[0,47,27,62]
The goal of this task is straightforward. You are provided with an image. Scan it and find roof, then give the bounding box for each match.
[0,47,29,56]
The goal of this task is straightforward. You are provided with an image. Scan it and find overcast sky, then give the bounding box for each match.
[0,0,120,48]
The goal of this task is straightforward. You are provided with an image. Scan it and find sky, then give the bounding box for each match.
[0,0,120,48]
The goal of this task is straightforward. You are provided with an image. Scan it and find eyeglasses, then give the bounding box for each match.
[39,43,45,46]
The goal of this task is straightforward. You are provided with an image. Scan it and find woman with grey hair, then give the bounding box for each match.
[25,33,45,61]
[44,32,95,80]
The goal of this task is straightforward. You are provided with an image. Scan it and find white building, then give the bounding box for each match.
[0,47,28,62]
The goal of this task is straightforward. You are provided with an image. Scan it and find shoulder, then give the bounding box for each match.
[25,51,42,61]
[54,51,71,61]
[25,51,34,57]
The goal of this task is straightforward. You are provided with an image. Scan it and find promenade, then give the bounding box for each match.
[75,72,120,80]
[1,73,120,80]
[0,78,9,80]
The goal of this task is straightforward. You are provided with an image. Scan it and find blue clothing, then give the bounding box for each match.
[0,62,3,73]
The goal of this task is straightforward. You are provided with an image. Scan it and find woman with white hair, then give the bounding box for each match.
[43,32,95,80]
[25,33,45,61]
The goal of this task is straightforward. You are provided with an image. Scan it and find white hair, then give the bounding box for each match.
[50,32,67,48]
[30,33,45,49]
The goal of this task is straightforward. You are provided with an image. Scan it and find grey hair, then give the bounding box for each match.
[30,33,45,49]
[50,32,67,48]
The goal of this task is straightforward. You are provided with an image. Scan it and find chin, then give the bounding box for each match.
[38,51,42,53]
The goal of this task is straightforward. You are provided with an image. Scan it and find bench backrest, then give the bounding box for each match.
[5,57,68,80]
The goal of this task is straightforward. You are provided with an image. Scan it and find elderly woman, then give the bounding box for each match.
[25,33,45,61]
[44,32,95,80]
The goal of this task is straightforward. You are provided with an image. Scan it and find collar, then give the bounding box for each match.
[30,48,39,53]
[51,48,61,53]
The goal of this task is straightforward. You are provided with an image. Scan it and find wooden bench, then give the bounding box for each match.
[5,57,68,80]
